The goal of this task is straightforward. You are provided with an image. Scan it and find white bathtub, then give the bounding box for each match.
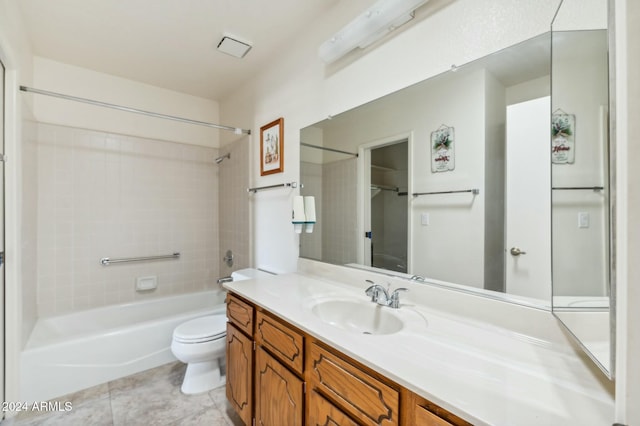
[21,290,226,402]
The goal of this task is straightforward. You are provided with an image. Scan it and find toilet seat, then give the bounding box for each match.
[173,315,227,344]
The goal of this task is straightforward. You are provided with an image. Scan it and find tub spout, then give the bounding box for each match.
[217,276,233,285]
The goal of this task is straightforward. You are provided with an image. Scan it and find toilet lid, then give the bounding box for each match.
[173,315,227,343]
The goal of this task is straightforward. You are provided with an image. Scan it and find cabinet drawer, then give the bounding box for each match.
[308,342,399,426]
[255,310,304,375]
[226,293,254,336]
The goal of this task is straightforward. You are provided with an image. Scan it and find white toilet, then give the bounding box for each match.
[171,268,273,394]
[171,314,227,394]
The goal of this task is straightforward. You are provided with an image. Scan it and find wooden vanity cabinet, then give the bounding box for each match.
[226,292,306,426]
[226,291,470,426]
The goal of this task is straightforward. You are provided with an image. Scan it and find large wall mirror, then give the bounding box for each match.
[300,32,554,305]
[300,0,612,377]
[550,0,612,378]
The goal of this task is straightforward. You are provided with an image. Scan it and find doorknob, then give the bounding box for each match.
[510,247,527,256]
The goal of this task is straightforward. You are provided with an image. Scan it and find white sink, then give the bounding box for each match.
[310,299,404,335]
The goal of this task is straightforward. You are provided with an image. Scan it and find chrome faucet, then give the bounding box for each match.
[217,276,233,285]
[364,280,408,309]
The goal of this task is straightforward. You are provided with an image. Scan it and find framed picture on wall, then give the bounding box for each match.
[260,117,284,175]
[431,125,455,172]
[551,111,575,164]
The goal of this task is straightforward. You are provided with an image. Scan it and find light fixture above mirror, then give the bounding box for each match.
[318,0,429,63]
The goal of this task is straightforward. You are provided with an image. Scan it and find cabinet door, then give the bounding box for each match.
[308,389,359,426]
[226,323,253,426]
[255,346,304,426]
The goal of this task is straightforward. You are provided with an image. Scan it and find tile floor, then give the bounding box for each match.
[5,362,244,426]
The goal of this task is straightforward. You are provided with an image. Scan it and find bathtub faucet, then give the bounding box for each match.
[217,276,233,285]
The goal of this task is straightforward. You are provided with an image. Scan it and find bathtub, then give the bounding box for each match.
[21,290,226,402]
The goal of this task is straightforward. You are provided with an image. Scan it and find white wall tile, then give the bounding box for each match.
[36,123,220,316]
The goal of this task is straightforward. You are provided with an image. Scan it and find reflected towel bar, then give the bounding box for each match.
[371,185,399,192]
[552,186,604,191]
[300,142,358,157]
[101,252,180,266]
[412,188,480,197]
[247,182,299,193]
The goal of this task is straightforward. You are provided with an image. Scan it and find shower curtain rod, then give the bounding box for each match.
[19,86,251,135]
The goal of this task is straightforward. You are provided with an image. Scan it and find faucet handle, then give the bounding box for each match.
[389,287,409,308]
[365,280,378,302]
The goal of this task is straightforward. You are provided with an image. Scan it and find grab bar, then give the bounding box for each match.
[100,252,180,266]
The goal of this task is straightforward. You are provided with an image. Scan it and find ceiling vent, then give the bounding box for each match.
[217,35,252,58]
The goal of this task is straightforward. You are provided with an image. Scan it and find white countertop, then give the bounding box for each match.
[224,272,614,425]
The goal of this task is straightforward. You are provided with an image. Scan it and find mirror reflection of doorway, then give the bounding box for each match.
[364,140,408,273]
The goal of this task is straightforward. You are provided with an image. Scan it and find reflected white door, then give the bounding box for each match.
[505,96,551,300]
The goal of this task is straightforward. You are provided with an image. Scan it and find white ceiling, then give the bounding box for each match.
[17,0,341,101]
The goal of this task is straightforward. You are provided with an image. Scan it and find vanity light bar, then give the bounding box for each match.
[318,0,429,63]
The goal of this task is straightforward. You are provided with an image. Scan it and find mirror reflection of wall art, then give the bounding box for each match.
[431,125,455,172]
[552,111,575,164]
[260,117,284,175]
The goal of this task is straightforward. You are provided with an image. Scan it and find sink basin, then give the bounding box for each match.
[311,299,404,335]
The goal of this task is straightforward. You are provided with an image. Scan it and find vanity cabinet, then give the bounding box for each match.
[226,291,468,426]
[226,293,306,426]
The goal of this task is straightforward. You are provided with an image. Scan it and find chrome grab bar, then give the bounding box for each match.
[100,252,180,266]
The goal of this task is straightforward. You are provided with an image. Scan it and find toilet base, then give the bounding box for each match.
[181,358,225,394]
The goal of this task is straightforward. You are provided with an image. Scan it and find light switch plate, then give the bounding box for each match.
[578,212,590,228]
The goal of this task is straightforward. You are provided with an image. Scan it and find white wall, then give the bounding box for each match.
[0,0,36,405]
[31,57,221,148]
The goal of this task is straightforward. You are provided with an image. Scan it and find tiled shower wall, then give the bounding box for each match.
[36,123,220,316]
[322,158,358,266]
[218,137,250,276]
